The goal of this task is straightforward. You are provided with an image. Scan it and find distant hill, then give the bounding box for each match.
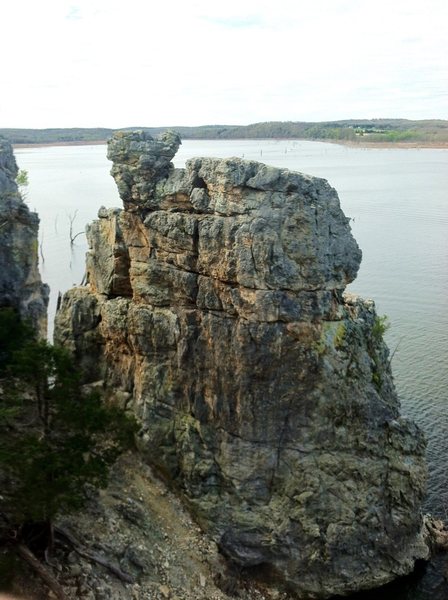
[1,119,448,145]
[0,127,114,145]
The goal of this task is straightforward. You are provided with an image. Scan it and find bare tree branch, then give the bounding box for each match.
[16,543,68,600]
[67,210,84,245]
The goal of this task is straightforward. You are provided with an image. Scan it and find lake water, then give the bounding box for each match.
[15,140,448,597]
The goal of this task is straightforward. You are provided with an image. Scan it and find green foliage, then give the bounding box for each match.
[16,169,29,188]
[303,124,357,141]
[0,307,34,375]
[372,315,390,341]
[0,308,137,526]
[334,322,346,349]
[371,371,382,391]
[15,169,29,199]
[368,315,391,391]
[366,129,424,143]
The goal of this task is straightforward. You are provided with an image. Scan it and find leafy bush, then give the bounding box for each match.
[372,315,390,341]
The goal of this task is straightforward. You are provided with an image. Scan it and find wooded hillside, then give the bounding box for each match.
[1,119,448,145]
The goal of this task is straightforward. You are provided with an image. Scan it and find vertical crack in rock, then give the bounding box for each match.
[55,130,428,598]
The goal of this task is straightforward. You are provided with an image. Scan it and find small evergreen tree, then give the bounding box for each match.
[0,308,137,592]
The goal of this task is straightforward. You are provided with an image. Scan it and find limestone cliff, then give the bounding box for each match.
[0,137,49,336]
[55,131,428,598]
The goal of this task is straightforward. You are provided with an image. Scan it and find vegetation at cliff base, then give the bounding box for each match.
[0,307,137,592]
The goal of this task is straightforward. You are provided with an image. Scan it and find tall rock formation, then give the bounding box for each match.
[0,137,48,336]
[55,131,428,598]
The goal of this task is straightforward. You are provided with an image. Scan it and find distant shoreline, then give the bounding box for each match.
[13,138,448,150]
[334,139,448,149]
[13,140,108,149]
[5,119,448,150]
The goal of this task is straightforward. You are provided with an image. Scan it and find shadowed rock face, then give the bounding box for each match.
[0,138,48,336]
[55,131,428,598]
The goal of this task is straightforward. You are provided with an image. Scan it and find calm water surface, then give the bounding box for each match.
[15,140,448,597]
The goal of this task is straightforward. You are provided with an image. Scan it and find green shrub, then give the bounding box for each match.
[0,307,137,529]
[372,315,390,341]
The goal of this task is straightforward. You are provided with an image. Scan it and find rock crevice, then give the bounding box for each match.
[0,137,48,336]
[55,131,428,598]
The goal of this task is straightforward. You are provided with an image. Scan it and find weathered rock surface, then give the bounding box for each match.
[54,452,293,600]
[55,131,428,598]
[107,130,181,212]
[0,137,49,336]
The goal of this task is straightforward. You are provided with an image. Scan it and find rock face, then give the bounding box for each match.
[107,130,181,212]
[0,137,48,336]
[55,131,428,598]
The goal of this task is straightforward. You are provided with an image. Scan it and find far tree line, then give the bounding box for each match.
[1,118,447,145]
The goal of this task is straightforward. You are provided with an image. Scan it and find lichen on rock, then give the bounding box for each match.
[0,137,49,336]
[55,130,428,598]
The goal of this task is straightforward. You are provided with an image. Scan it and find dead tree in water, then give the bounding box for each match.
[67,210,84,245]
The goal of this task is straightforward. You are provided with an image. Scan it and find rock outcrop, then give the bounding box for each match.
[55,131,428,598]
[0,137,48,336]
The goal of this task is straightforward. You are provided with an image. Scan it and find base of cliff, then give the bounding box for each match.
[3,451,440,600]
[3,452,295,600]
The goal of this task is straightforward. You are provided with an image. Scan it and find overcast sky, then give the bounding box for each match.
[1,0,447,128]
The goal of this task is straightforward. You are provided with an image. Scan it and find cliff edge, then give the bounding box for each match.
[55,131,428,598]
[0,138,48,336]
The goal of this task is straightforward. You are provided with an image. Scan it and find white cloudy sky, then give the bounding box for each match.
[1,0,447,128]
